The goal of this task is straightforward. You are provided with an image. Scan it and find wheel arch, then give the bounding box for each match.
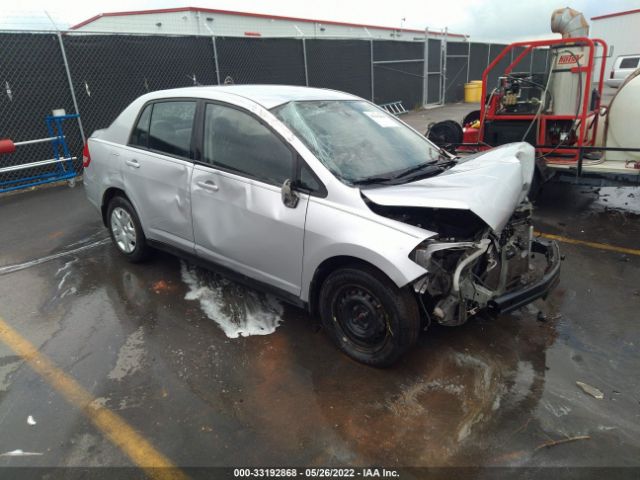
[101,187,129,227]
[101,188,146,235]
[308,256,382,318]
[307,254,420,319]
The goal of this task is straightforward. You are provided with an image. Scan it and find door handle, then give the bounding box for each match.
[197,180,219,192]
[125,159,140,169]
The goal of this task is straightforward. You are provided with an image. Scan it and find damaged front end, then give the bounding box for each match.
[360,142,560,324]
[409,202,561,326]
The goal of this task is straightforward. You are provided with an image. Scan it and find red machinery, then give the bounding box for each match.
[462,37,608,169]
[427,7,640,179]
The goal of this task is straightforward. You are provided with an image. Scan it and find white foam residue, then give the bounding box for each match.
[595,187,640,214]
[180,261,284,338]
[54,258,78,299]
[55,258,78,276]
[57,271,71,290]
[542,399,572,417]
[60,287,77,298]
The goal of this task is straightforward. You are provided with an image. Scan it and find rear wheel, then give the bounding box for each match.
[319,266,421,367]
[107,196,150,263]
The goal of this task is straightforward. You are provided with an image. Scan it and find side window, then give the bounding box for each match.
[620,57,639,69]
[203,104,293,185]
[148,101,196,158]
[130,104,152,148]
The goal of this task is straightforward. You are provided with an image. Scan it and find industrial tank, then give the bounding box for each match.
[605,69,640,163]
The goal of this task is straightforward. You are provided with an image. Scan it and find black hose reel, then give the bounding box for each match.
[425,120,463,153]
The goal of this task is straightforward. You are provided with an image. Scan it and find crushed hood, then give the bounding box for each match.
[362,142,535,232]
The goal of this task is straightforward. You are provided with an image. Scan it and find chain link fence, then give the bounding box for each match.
[0,32,79,191]
[62,33,219,141]
[0,28,549,192]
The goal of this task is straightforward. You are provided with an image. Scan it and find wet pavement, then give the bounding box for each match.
[0,133,639,472]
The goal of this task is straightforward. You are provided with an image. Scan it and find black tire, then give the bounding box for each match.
[106,195,150,263]
[318,265,421,367]
[425,120,463,154]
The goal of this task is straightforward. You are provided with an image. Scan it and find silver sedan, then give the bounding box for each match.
[83,85,560,366]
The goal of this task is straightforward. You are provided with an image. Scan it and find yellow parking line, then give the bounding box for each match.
[0,316,188,480]
[536,231,640,257]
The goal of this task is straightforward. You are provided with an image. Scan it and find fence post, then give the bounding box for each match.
[441,28,448,104]
[56,32,85,143]
[370,40,375,102]
[302,38,309,86]
[422,27,429,107]
[466,40,471,83]
[212,36,222,85]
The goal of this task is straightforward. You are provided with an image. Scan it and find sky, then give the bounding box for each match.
[2,0,639,41]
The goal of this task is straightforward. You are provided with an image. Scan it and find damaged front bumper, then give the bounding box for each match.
[487,239,561,314]
[412,231,562,325]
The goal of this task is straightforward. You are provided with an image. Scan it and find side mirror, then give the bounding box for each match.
[281,179,299,208]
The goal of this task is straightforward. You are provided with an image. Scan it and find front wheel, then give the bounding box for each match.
[107,196,150,263]
[318,266,421,367]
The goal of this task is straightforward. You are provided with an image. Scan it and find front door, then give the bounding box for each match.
[191,102,307,296]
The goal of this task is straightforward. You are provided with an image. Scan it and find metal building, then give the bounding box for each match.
[70,7,466,42]
[591,8,640,78]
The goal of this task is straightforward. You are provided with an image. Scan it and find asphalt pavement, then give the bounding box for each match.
[0,117,638,475]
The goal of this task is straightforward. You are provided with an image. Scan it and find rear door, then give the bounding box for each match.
[191,102,308,296]
[123,100,196,251]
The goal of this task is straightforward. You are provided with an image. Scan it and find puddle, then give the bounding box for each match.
[107,326,146,381]
[594,187,640,214]
[54,258,79,299]
[180,261,284,338]
[0,357,22,393]
[0,238,109,275]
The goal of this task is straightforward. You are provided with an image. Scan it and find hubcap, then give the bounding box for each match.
[333,285,388,350]
[110,207,136,254]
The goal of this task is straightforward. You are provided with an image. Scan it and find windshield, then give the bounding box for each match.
[271,100,444,184]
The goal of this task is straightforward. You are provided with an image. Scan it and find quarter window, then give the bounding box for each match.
[299,162,322,193]
[130,104,151,148]
[203,104,293,185]
[148,101,196,158]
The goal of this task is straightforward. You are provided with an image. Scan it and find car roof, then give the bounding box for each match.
[142,85,360,109]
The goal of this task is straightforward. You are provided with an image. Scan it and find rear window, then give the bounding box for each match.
[619,57,639,69]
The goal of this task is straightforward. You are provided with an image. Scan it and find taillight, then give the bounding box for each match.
[82,143,91,168]
[610,70,614,79]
